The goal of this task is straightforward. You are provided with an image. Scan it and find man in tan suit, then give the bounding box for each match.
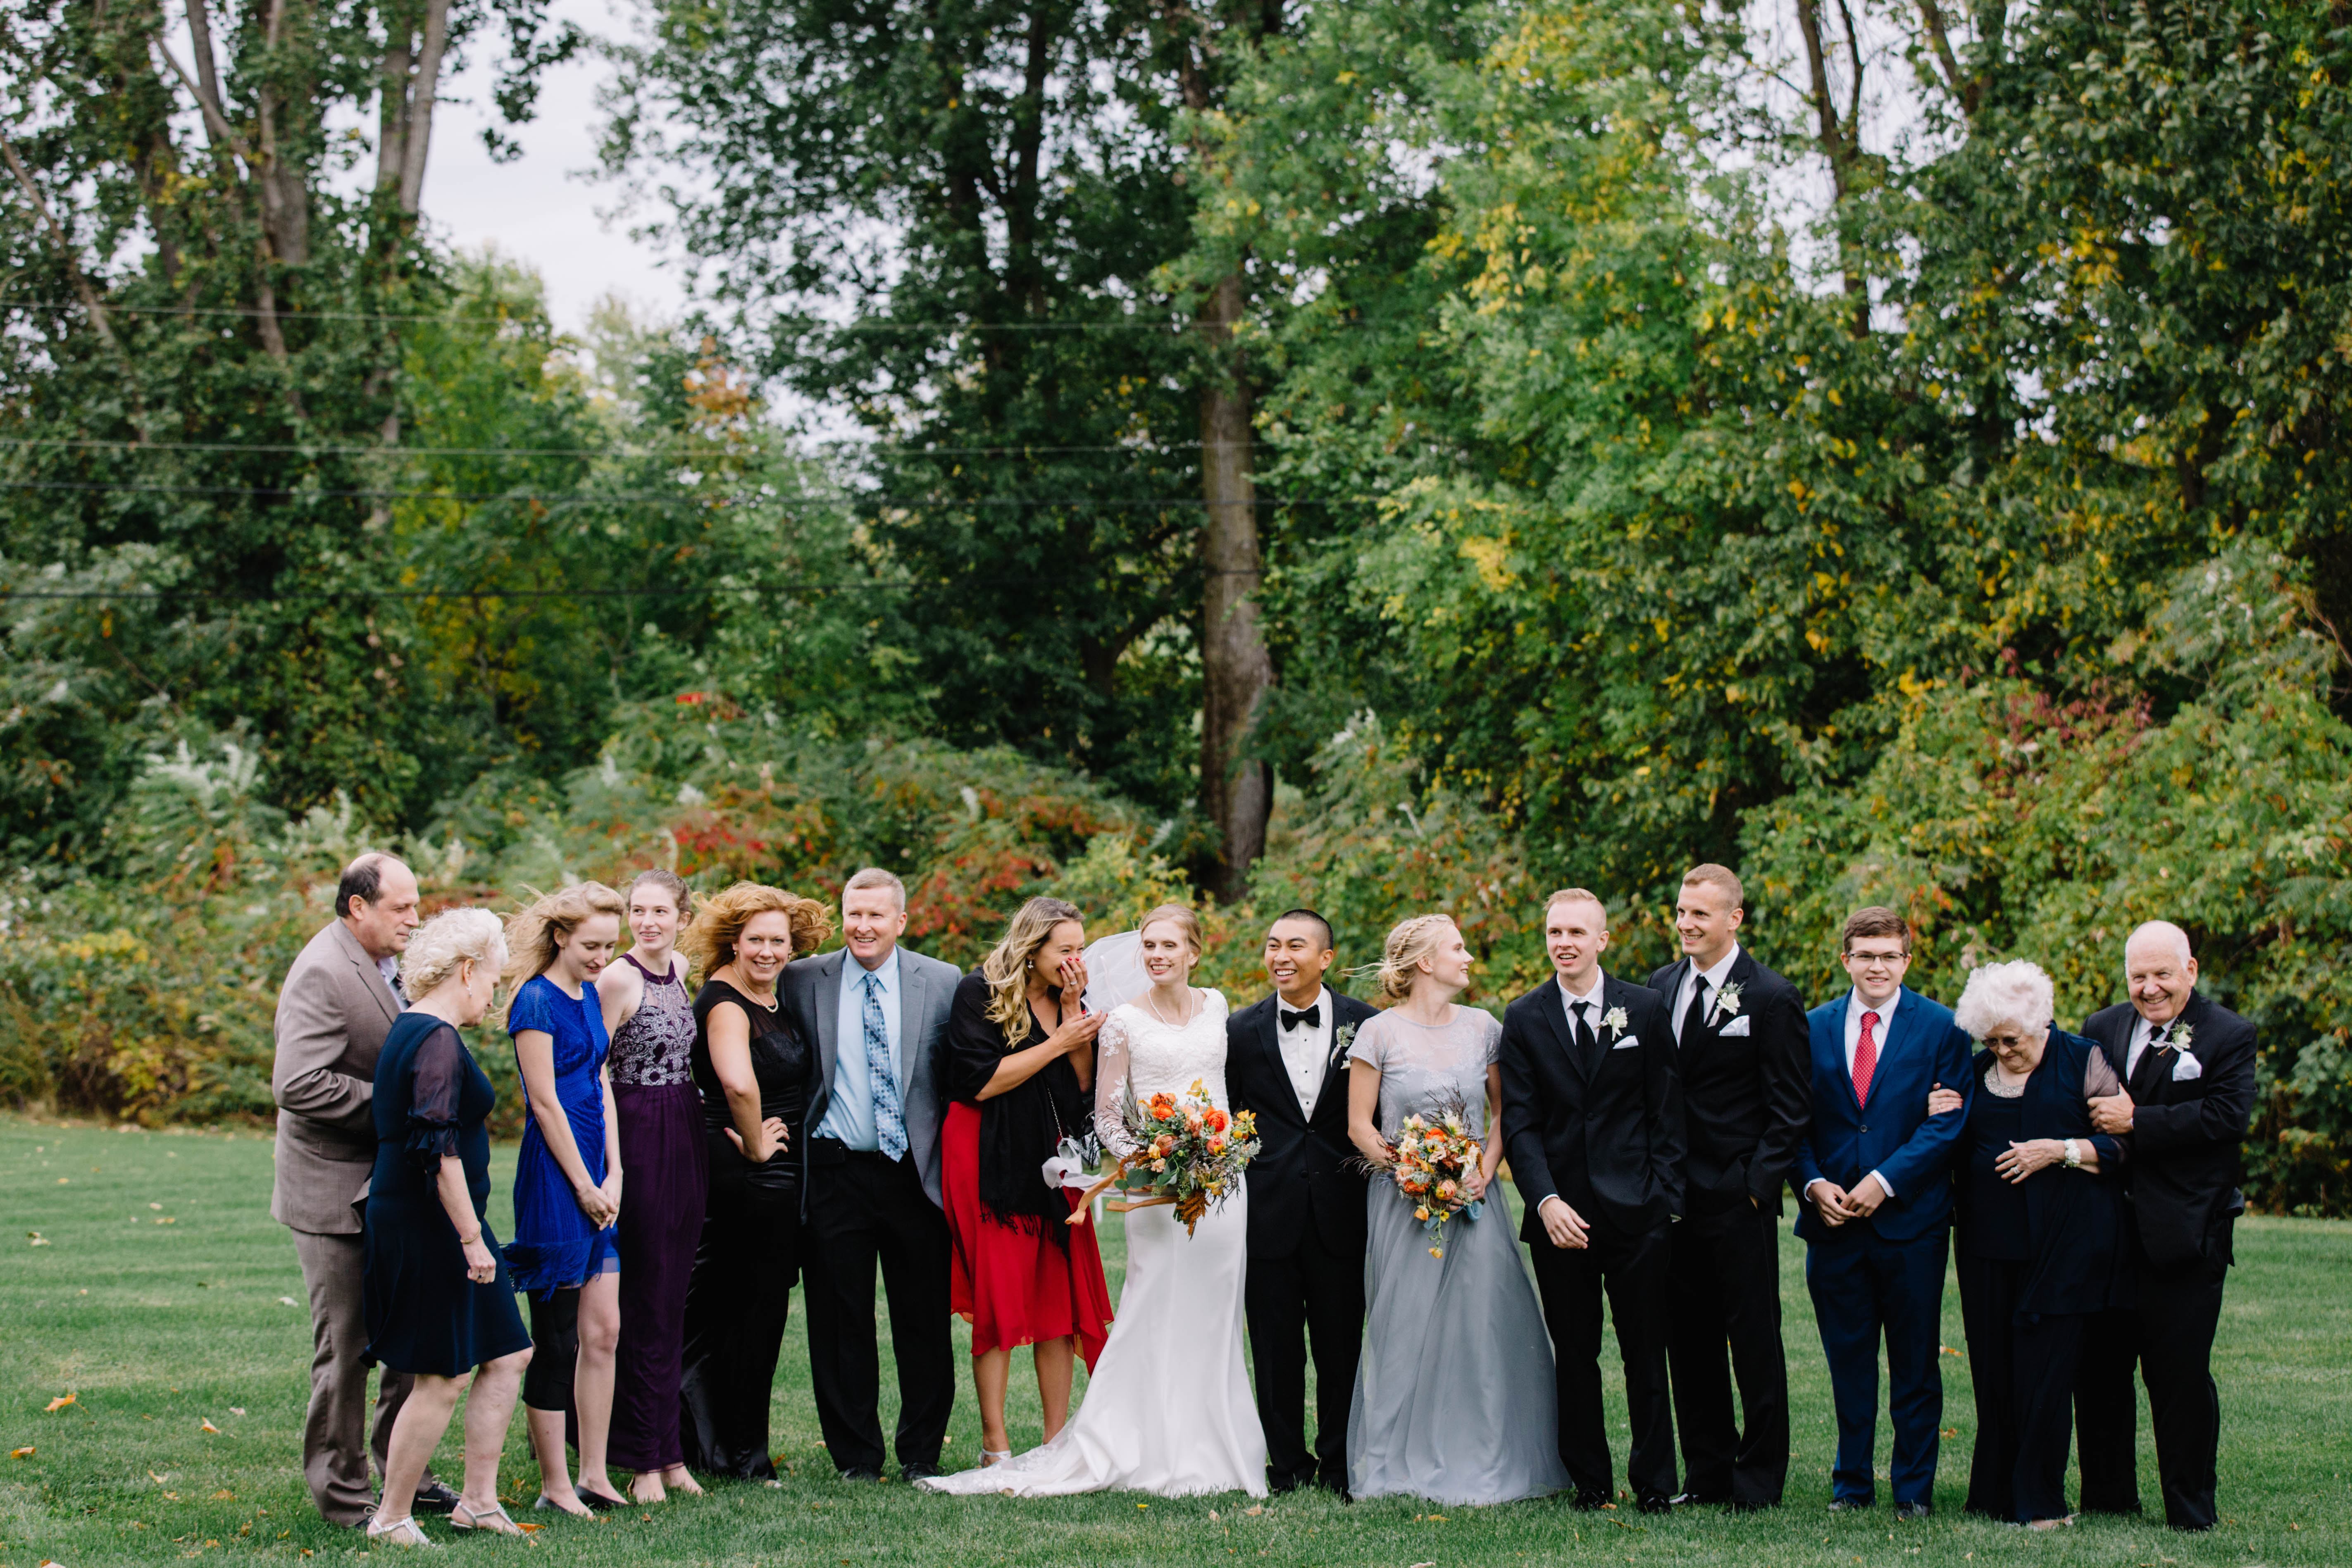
[272,852,455,1523]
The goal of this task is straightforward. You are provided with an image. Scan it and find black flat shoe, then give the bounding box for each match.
[898,1463,943,1484]
[410,1480,462,1515]
[1895,1501,1933,1522]
[1670,1492,1729,1508]
[1571,1492,1611,1512]
[575,1486,629,1512]
[1636,1494,1674,1516]
[835,1466,884,1483]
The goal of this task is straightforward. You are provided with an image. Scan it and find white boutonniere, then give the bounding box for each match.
[2158,1023,2194,1055]
[1328,1022,1359,1070]
[1600,1005,1630,1042]
[1709,982,1744,1025]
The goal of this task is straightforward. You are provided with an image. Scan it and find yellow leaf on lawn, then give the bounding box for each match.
[45,1393,76,1412]
[10,1446,33,1458]
[200,1419,221,1434]
[212,1490,235,1500]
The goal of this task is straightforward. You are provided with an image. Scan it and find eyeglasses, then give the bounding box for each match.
[1843,949,1910,969]
[1983,1030,2033,1048]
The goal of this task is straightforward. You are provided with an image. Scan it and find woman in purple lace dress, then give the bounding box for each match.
[598,871,710,1504]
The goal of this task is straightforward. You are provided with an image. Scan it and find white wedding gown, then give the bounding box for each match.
[919,989,1268,1498]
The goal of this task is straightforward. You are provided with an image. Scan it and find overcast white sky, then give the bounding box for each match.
[423,0,689,336]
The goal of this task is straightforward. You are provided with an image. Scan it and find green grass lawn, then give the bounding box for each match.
[3,1112,2347,1566]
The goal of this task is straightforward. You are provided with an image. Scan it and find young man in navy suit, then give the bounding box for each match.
[1499,888,1686,1513]
[1792,907,1972,1520]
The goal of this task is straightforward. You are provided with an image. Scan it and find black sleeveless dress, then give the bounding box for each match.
[677,978,814,1477]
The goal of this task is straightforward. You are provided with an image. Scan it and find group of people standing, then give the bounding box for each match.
[268,850,2254,1543]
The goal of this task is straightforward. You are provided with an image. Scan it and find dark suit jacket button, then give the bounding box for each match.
[1858,1123,1868,1133]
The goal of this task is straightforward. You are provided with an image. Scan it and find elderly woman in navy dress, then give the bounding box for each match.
[362,908,534,1545]
[503,882,629,1513]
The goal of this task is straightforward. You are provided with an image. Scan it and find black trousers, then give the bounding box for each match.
[801,1146,955,1474]
[1666,1203,1789,1505]
[522,1286,581,1414]
[1956,1253,2088,1523]
[1529,1221,1675,1503]
[678,1155,798,1480]
[1242,1227,1366,1491]
[2076,1227,2230,1530]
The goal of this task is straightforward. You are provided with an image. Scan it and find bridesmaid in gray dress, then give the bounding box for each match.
[1345,914,1570,1505]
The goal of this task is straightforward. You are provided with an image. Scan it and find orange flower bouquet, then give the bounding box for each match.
[1069,1077,1260,1236]
[1379,1095,1487,1260]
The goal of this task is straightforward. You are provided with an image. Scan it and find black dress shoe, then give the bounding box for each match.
[1895,1501,1933,1522]
[409,1480,461,1515]
[1571,1492,1610,1512]
[1828,1496,1873,1513]
[1265,1471,1301,1495]
[836,1466,884,1483]
[1725,1497,1775,1514]
[899,1463,943,1484]
[1636,1494,1674,1516]
[1670,1492,1730,1508]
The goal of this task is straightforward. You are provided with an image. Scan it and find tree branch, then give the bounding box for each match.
[0,129,146,427]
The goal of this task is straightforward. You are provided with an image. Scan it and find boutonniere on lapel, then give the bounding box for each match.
[1327,1022,1359,1071]
[2157,1023,2194,1056]
[2157,1023,2204,1081]
[1599,1006,1630,1044]
[1707,982,1743,1027]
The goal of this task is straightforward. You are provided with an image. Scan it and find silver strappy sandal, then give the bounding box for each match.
[365,1515,438,1548]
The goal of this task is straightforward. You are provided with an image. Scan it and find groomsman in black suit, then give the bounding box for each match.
[1644,864,1810,1511]
[2076,920,2258,1532]
[1500,888,1687,1513]
[1228,909,1380,1495]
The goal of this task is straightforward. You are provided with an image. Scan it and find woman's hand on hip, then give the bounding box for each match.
[724,1115,790,1164]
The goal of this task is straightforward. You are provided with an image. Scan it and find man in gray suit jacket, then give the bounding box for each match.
[784,867,960,1482]
[271,853,453,1524]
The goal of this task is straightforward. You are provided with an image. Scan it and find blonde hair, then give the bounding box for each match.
[1544,887,1608,925]
[402,907,508,1000]
[1367,913,1461,1008]
[1680,863,1744,909]
[1138,902,1202,955]
[679,880,834,974]
[843,867,908,909]
[501,882,626,993]
[980,896,1083,1046]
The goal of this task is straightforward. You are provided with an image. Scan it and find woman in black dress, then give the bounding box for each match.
[364,907,536,1545]
[1931,959,2130,1528]
[675,880,835,1478]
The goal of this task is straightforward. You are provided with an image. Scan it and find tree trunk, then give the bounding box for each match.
[1197,271,1273,901]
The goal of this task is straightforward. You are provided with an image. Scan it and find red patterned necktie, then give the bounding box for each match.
[1853,1008,1879,1108]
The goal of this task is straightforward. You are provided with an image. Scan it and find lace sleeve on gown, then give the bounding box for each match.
[405,1024,466,1178]
[1094,1009,1137,1159]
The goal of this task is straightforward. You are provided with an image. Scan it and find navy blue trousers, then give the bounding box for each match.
[1804,1225,1949,1507]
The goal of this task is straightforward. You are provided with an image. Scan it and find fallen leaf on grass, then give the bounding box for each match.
[162,1492,180,1501]
[199,1420,220,1434]
[516,1522,544,1533]
[150,1203,162,1211]
[29,1233,50,1246]
[228,1408,245,1416]
[277,1297,298,1306]
[45,1393,76,1412]
[1241,1506,1263,1517]
[151,1472,170,1484]
[211,1490,234,1500]
[11,1446,33,1459]
[1207,1509,1219,1521]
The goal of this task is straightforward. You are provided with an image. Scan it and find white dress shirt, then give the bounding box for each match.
[1804,990,1899,1204]
[1556,970,1608,1026]
[1672,944,1742,1044]
[1276,985,1335,1118]
[377,953,408,1010]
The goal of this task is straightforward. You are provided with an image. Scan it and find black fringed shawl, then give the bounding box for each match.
[944,969,1090,1246]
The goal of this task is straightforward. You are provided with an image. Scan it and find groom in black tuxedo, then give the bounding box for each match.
[1500,888,1686,1513]
[1228,908,1380,1494]
[1644,864,1810,1510]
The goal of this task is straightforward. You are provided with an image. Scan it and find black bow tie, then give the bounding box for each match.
[1281,1004,1322,1032]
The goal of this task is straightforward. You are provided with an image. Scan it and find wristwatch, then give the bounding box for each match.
[2062,1138,2081,1170]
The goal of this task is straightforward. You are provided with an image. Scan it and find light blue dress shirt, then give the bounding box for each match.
[817,946,905,1150]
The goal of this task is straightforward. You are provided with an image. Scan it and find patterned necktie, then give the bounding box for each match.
[1852,1007,1879,1108]
[1680,977,1709,1046]
[864,971,907,1162]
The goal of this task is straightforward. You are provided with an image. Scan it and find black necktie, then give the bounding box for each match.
[1570,999,1599,1060]
[1680,976,1709,1045]
[1281,1004,1322,1032]
[2130,1022,2171,1098]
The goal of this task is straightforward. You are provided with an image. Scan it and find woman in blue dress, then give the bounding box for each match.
[363,906,534,1546]
[503,882,628,1514]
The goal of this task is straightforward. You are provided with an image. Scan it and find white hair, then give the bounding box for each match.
[1954,959,2057,1041]
[401,907,508,999]
[2125,920,2193,967]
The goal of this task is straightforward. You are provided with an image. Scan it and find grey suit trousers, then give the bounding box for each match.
[292,1228,418,1524]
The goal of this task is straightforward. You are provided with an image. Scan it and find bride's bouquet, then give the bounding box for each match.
[1378,1094,1487,1260]
[1071,1077,1261,1237]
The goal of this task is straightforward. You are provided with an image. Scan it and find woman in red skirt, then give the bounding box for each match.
[941,896,1114,1466]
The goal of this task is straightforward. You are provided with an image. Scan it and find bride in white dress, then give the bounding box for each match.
[919,904,1268,1498]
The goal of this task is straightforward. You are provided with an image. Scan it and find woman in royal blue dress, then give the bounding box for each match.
[362,907,534,1546]
[503,882,628,1514]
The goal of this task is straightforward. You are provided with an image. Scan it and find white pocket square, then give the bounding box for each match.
[1719,1016,1751,1037]
[2171,1051,2204,1082]
[1610,1038,1640,1050]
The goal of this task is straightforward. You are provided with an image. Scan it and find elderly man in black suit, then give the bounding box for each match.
[1500,888,1686,1513]
[1644,864,1810,1511]
[1227,908,1380,1495]
[2075,920,2258,1532]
